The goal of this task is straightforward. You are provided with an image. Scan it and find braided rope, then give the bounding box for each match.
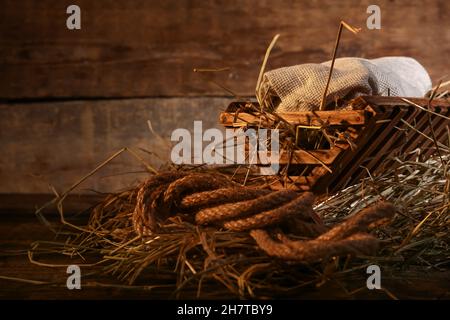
[195,190,298,225]
[163,173,235,209]
[132,171,188,236]
[317,202,395,241]
[250,229,379,262]
[132,172,395,262]
[222,192,315,231]
[250,201,394,261]
[134,172,235,235]
[180,187,271,211]
[284,219,328,238]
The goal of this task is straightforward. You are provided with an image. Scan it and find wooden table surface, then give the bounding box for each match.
[0,195,449,300]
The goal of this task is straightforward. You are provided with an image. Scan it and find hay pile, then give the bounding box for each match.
[29,145,449,298]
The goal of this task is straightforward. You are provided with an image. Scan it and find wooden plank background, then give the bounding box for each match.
[0,98,231,194]
[1,0,448,99]
[0,0,449,194]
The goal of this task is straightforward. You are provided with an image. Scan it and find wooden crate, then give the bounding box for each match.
[219,96,450,194]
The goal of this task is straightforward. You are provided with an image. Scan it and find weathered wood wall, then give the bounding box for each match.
[0,0,449,194]
[0,98,231,193]
[1,0,448,99]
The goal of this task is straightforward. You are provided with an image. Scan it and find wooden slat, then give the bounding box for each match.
[325,107,396,192]
[420,110,450,159]
[412,113,447,152]
[401,107,439,154]
[402,107,446,160]
[279,147,342,165]
[219,110,367,127]
[1,0,448,99]
[309,129,361,193]
[229,97,450,193]
[368,106,419,173]
[352,108,409,182]
[361,96,450,109]
[334,103,449,188]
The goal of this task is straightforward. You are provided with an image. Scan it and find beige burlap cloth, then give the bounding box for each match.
[260,57,432,112]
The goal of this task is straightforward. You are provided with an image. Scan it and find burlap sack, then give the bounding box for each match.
[261,57,432,112]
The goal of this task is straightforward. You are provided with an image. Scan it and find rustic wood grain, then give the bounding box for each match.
[219,110,367,127]
[0,209,449,299]
[0,0,448,99]
[0,97,231,194]
[0,194,102,215]
[267,148,342,165]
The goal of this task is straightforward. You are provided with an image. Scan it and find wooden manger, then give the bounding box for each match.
[219,96,450,194]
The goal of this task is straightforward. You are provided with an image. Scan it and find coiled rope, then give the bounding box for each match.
[132,171,395,262]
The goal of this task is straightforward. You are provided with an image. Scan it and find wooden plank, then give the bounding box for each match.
[278,148,342,165]
[0,194,102,215]
[0,97,232,194]
[1,212,448,300]
[1,208,449,299]
[0,0,448,99]
[219,110,367,127]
